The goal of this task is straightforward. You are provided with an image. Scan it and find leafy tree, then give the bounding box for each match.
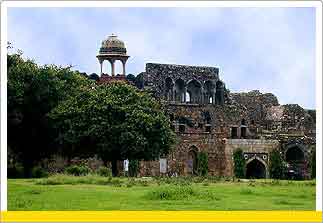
[49,82,176,176]
[269,149,285,179]
[233,148,245,178]
[129,160,140,177]
[89,73,99,81]
[311,146,316,179]
[126,74,136,83]
[197,151,208,176]
[7,52,90,176]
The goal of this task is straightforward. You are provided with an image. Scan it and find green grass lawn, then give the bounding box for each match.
[8,175,316,210]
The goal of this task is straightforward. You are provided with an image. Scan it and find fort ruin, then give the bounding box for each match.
[97,34,316,179]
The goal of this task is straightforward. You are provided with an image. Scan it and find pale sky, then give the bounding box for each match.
[8,7,316,109]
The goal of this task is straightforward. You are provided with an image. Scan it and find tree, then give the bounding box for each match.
[7,52,90,176]
[233,148,245,178]
[126,74,136,83]
[49,82,176,176]
[89,73,99,81]
[311,146,316,179]
[197,151,208,176]
[269,149,285,179]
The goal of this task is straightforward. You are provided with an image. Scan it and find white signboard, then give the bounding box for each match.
[160,158,167,173]
[124,159,129,172]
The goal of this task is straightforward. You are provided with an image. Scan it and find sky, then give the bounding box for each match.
[7,7,316,109]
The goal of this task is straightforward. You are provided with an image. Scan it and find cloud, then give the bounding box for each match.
[7,7,316,109]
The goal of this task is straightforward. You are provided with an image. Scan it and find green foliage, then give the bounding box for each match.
[311,147,316,179]
[8,164,24,179]
[129,160,139,177]
[65,165,91,176]
[96,166,112,177]
[269,149,285,179]
[31,166,49,178]
[233,148,246,178]
[7,52,91,176]
[197,152,208,176]
[50,82,176,169]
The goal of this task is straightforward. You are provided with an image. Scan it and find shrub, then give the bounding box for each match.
[233,148,245,178]
[146,186,196,200]
[31,166,49,178]
[197,152,208,176]
[65,165,90,176]
[311,147,316,179]
[8,164,24,178]
[129,160,139,177]
[96,166,112,177]
[269,149,285,179]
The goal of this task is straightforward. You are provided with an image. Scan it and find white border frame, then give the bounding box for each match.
[1,0,322,212]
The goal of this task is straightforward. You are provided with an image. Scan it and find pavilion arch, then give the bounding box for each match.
[215,80,225,105]
[175,78,185,103]
[204,80,216,104]
[246,157,268,179]
[187,79,202,104]
[165,77,174,101]
[187,145,199,175]
[285,144,306,163]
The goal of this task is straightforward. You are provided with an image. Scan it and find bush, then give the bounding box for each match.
[311,148,316,179]
[31,166,49,178]
[65,165,90,176]
[197,152,208,176]
[269,149,285,179]
[96,166,112,177]
[8,164,24,178]
[129,160,139,177]
[233,148,245,178]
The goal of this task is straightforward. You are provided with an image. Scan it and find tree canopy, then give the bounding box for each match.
[7,52,91,176]
[49,82,176,175]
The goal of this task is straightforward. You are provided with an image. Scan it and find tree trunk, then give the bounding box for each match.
[111,160,118,177]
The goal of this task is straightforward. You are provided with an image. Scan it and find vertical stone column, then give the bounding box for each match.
[110,59,115,76]
[122,60,126,76]
[100,60,103,75]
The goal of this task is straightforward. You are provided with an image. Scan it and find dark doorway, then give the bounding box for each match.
[231,127,238,139]
[241,127,247,138]
[286,146,304,162]
[246,159,266,179]
[188,149,198,175]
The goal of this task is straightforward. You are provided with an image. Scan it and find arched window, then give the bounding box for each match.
[164,77,174,101]
[186,92,191,103]
[204,80,215,104]
[187,79,202,104]
[175,79,185,103]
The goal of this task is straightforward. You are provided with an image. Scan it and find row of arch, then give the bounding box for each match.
[164,78,225,105]
[186,143,306,178]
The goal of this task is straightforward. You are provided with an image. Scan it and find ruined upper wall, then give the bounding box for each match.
[230,90,279,122]
[143,63,223,103]
[145,63,219,82]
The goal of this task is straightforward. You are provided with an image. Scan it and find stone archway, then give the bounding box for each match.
[246,158,267,179]
[285,145,305,163]
[187,147,198,175]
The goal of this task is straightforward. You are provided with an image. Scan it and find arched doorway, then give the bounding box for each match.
[246,159,266,179]
[187,148,198,175]
[285,146,305,163]
[285,145,306,179]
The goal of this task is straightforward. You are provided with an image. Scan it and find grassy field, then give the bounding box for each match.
[8,175,316,210]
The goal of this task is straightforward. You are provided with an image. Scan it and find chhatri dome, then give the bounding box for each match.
[97,34,130,76]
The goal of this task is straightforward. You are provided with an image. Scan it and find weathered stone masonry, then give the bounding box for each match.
[97,35,316,179]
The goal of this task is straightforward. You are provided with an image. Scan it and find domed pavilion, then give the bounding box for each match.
[97,34,130,76]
